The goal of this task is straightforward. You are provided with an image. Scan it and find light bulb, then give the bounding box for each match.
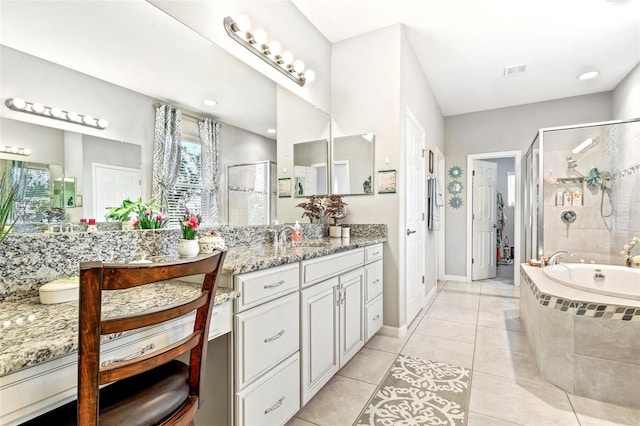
[268,40,281,56]
[293,60,305,73]
[83,115,94,125]
[0,145,6,152]
[32,103,45,113]
[253,28,267,45]
[50,107,62,117]
[12,98,26,109]
[235,15,251,32]
[304,69,316,82]
[22,148,31,156]
[281,51,293,65]
[97,119,108,129]
[10,146,19,153]
[67,111,80,122]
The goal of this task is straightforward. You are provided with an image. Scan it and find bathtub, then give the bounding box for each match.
[520,265,640,409]
[543,263,640,301]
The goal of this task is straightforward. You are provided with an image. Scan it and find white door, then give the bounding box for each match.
[405,111,425,325]
[339,269,364,366]
[472,160,497,280]
[300,279,339,405]
[93,163,141,221]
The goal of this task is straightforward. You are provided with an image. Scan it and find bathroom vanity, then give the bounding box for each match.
[0,226,386,426]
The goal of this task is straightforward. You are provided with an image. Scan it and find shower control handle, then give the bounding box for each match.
[561,210,577,223]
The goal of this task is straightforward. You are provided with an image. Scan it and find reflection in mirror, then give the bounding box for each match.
[53,177,76,208]
[227,161,276,225]
[293,139,328,197]
[332,133,374,195]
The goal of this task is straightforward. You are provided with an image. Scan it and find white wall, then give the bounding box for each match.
[613,63,640,119]
[444,92,612,277]
[330,25,444,332]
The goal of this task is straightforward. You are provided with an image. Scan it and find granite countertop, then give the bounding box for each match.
[221,236,387,275]
[0,237,386,377]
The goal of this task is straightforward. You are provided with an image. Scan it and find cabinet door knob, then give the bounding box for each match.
[406,229,416,235]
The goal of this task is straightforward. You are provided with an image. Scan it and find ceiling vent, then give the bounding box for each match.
[504,64,528,77]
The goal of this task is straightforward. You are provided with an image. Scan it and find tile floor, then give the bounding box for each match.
[287,275,640,426]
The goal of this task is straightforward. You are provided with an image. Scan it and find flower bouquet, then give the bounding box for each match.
[180,208,202,240]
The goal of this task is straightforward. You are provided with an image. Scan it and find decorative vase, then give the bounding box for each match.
[329,225,342,238]
[341,227,350,239]
[177,238,199,258]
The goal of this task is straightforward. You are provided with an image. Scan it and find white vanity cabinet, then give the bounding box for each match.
[364,244,384,341]
[299,249,365,405]
[232,263,301,425]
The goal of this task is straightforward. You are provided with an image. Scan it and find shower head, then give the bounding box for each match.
[567,156,577,168]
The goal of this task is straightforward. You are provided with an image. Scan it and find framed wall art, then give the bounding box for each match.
[277,178,291,198]
[378,169,397,194]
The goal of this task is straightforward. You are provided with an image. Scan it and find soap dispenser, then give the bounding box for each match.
[292,220,302,243]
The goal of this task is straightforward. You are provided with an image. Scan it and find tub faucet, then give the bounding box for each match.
[544,250,574,267]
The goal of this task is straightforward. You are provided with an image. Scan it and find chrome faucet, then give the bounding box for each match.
[277,226,296,248]
[544,250,573,267]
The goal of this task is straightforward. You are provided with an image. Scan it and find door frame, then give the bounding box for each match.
[465,151,521,285]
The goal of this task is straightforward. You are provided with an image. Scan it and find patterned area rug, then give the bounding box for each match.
[356,354,470,426]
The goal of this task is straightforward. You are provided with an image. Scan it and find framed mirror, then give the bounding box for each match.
[293,139,329,197]
[331,133,374,195]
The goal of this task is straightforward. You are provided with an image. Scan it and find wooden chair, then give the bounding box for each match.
[23,251,226,426]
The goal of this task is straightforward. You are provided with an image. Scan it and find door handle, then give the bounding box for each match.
[493,224,497,228]
[406,229,416,235]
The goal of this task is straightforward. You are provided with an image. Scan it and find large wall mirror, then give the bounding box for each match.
[331,133,374,195]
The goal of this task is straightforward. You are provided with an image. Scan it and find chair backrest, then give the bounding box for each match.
[77,251,226,426]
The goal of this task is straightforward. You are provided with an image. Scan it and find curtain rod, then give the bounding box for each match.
[152,102,211,122]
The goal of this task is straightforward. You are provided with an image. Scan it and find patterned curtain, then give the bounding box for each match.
[9,161,27,202]
[199,118,221,224]
[152,104,183,212]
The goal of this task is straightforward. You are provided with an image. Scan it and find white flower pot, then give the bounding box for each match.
[177,238,199,258]
[341,227,350,239]
[329,225,342,238]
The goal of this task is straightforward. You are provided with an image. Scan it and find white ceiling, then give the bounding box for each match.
[1,0,638,128]
[292,0,640,116]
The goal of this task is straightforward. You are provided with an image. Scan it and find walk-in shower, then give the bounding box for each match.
[522,117,640,265]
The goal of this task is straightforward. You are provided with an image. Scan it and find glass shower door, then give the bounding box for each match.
[227,161,276,226]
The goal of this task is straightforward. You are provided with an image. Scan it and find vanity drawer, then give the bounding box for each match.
[236,352,300,426]
[365,295,384,341]
[235,263,299,312]
[235,292,299,389]
[208,300,232,340]
[365,243,383,264]
[301,248,364,288]
[364,260,383,303]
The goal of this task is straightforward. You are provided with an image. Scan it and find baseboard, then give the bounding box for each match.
[424,286,438,309]
[378,324,408,339]
[442,274,468,282]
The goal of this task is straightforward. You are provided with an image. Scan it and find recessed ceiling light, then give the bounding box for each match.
[577,71,599,80]
[203,99,217,106]
[267,128,276,134]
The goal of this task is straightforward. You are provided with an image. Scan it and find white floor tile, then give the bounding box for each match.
[414,317,477,344]
[568,394,640,426]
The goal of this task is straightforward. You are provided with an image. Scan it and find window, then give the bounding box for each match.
[507,172,516,207]
[167,138,213,226]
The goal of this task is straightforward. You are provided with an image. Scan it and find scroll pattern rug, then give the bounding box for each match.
[356,354,470,426]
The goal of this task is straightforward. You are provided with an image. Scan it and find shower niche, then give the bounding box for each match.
[227,161,276,226]
[522,117,640,265]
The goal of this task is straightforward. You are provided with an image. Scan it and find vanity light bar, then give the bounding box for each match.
[223,16,315,87]
[0,145,31,156]
[5,98,108,130]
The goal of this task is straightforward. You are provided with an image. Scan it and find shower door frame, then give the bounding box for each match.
[531,117,640,260]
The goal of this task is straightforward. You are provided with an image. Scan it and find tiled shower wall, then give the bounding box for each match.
[609,122,640,260]
[543,120,640,264]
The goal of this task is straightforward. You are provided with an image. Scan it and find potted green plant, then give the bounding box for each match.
[0,174,17,245]
[324,194,347,238]
[296,195,324,223]
[105,197,166,230]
